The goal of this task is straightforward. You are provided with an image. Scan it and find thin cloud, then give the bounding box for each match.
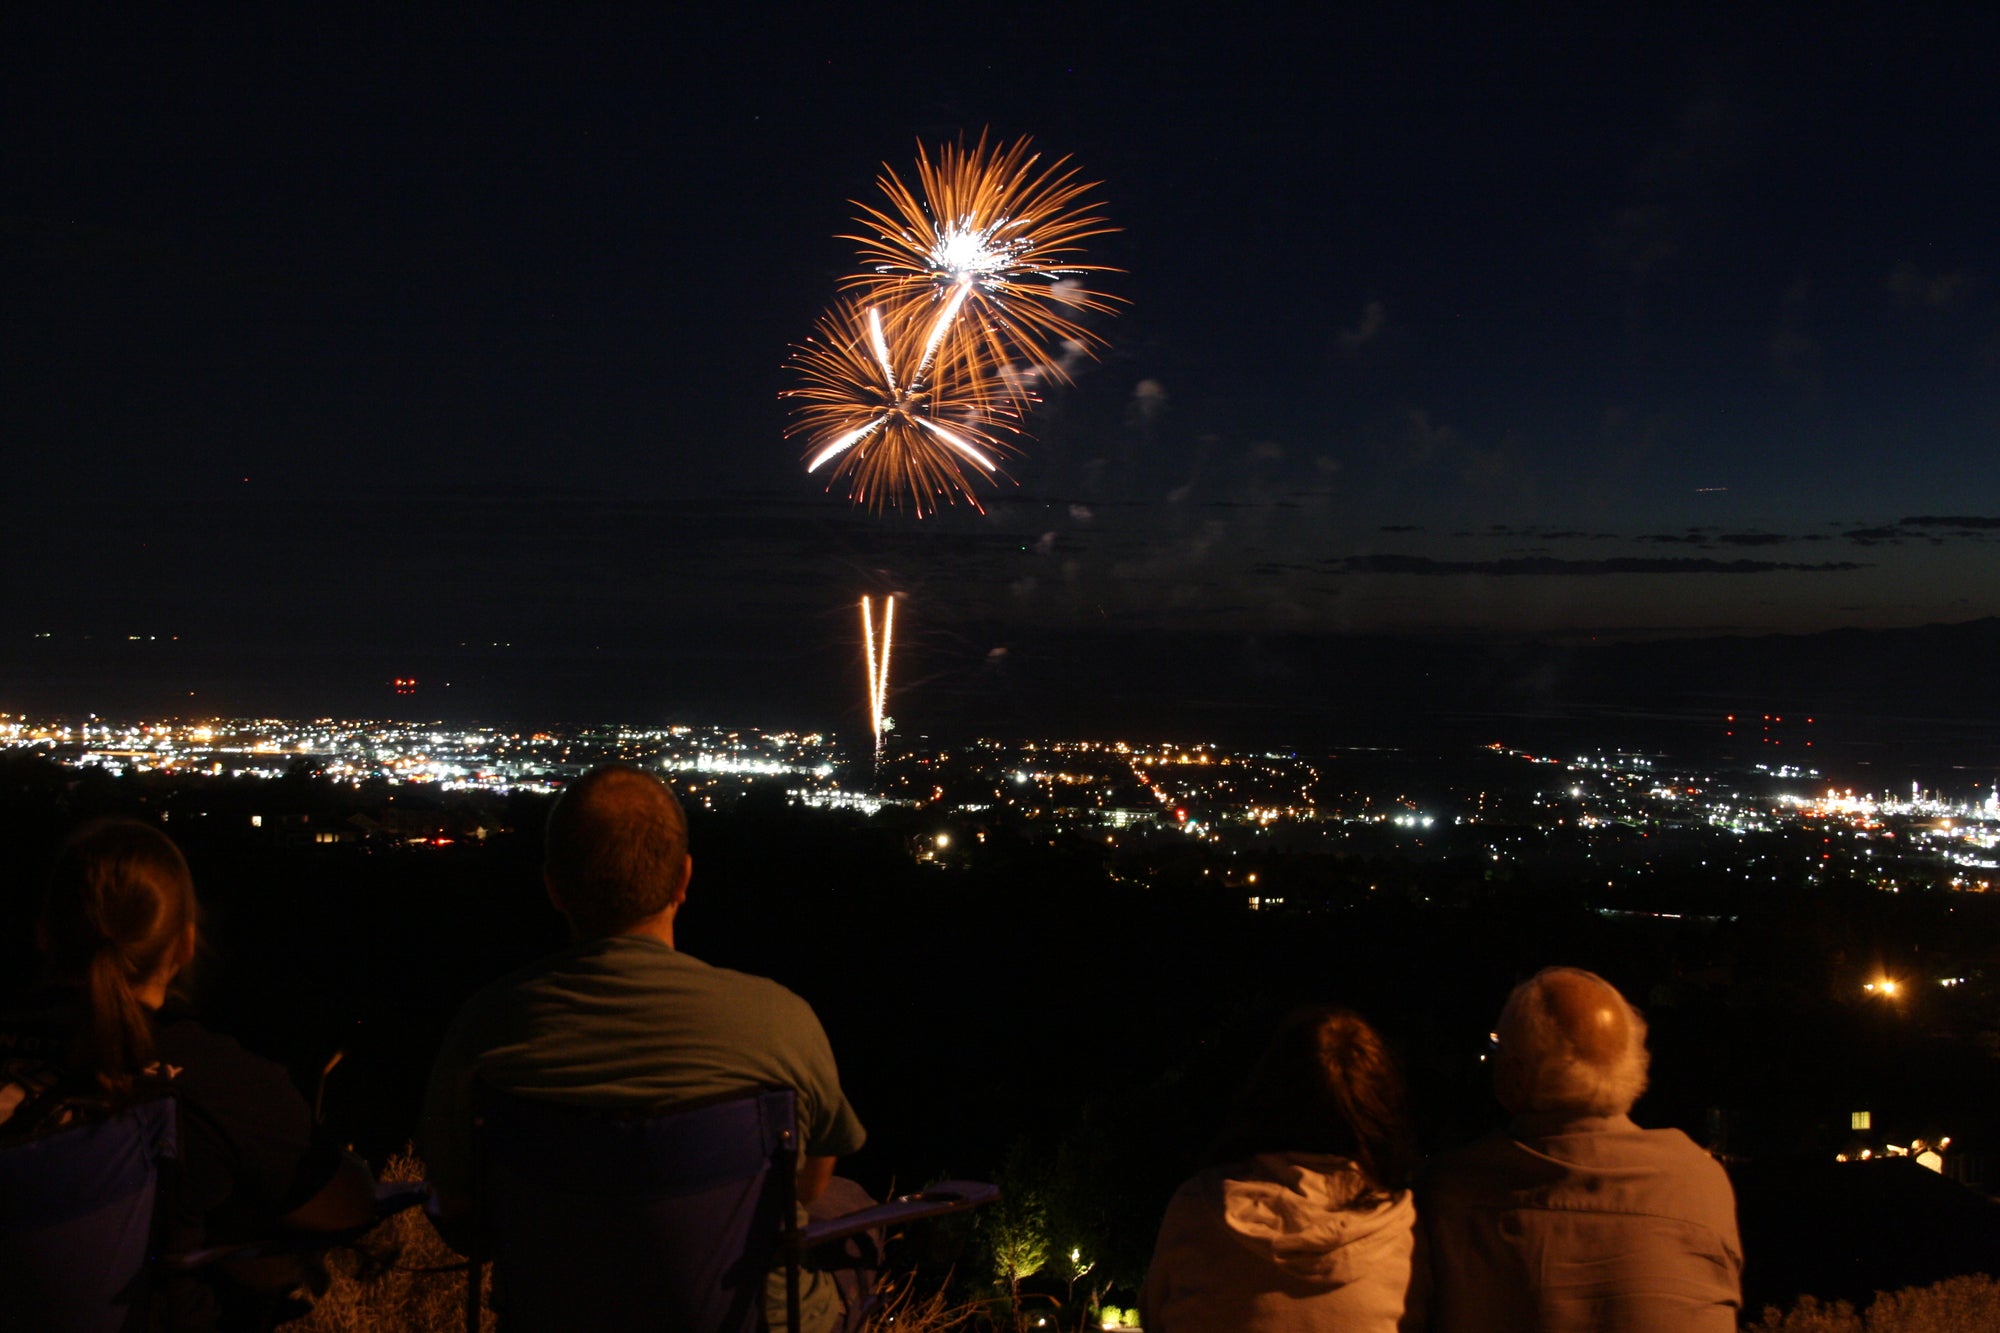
[1635,527,1793,548]
[1596,88,1759,281]
[1887,262,1980,310]
[1482,525,1617,541]
[1335,554,1866,577]
[1127,378,1169,426]
[1401,409,1456,466]
[1900,515,2000,530]
[1338,300,1386,351]
[1839,515,1995,546]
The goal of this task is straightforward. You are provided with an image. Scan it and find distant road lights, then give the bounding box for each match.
[1862,978,1901,998]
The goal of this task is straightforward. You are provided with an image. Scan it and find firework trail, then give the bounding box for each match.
[861,594,894,763]
[788,132,1119,513]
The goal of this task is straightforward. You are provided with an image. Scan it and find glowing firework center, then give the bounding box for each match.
[786,133,1120,513]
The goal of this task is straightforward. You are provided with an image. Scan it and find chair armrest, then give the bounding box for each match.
[373,1180,434,1215]
[162,1181,433,1271]
[799,1180,1000,1248]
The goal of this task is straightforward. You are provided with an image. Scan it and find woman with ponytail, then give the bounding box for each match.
[2,818,376,1329]
[1139,1007,1424,1332]
[32,818,201,1103]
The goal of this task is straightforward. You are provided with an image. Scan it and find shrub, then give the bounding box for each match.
[293,1150,486,1333]
[1745,1294,1863,1333]
[1863,1274,2000,1332]
[867,1283,981,1332]
[1747,1274,2000,1333]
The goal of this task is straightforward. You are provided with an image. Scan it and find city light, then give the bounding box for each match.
[4,710,1997,912]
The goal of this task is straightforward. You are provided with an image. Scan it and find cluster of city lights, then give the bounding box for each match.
[0,713,848,799]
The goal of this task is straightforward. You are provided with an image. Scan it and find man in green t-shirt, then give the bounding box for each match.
[420,764,867,1330]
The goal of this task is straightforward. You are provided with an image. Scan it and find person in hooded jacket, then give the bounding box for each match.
[1139,1006,1423,1333]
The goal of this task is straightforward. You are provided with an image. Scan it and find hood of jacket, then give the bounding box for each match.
[1199,1152,1415,1288]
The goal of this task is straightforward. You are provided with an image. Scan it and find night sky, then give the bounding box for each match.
[5,8,1998,733]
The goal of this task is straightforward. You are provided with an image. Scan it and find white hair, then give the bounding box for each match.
[1494,967,1650,1117]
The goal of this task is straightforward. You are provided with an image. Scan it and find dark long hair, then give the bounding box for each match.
[1204,1006,1416,1198]
[36,819,199,1098]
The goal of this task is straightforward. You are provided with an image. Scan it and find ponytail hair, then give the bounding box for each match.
[37,819,199,1098]
[1205,1006,1417,1199]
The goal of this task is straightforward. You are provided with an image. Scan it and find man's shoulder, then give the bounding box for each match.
[1558,1122,1731,1183]
[1422,1120,1708,1180]
[1628,1124,1727,1168]
[476,936,799,990]
[687,957,817,1010]
[1623,1126,1737,1212]
[1423,1119,1736,1223]
[447,937,822,1043]
[620,941,823,1017]
[444,944,579,1027]
[459,936,693,1002]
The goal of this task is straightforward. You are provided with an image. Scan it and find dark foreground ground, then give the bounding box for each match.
[3,754,1997,1312]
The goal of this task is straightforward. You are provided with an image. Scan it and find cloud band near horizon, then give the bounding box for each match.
[1336,554,1869,577]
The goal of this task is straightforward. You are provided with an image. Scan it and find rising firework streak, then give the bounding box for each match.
[862,595,894,763]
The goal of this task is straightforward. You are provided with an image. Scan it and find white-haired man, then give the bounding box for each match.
[1421,966,1742,1332]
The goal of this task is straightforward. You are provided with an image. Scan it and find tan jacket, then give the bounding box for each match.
[1140,1152,1420,1332]
[1420,1113,1742,1333]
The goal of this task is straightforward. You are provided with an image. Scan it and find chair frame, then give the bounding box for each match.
[464,1085,996,1333]
[0,1094,427,1330]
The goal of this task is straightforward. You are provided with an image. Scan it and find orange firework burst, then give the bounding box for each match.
[841,131,1121,390]
[784,299,1021,515]
[788,132,1119,513]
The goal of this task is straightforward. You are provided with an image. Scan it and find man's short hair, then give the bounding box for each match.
[1493,966,1650,1118]
[544,766,689,939]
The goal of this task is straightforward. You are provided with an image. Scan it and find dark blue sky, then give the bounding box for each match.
[4,6,1997,726]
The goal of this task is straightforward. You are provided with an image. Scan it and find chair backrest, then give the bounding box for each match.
[0,1096,178,1333]
[472,1085,799,1333]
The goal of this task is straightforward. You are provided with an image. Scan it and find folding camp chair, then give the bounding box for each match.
[467,1086,997,1333]
[0,1096,428,1332]
[0,1096,178,1332]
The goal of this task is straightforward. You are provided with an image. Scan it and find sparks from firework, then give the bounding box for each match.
[785,298,1018,514]
[861,594,895,764]
[789,132,1117,512]
[841,131,1121,395]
